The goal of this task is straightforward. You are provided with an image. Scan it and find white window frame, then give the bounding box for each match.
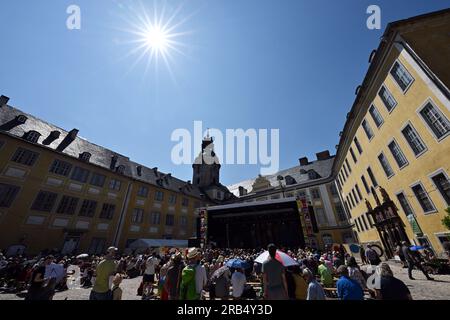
[428,168,450,207]
[387,138,409,170]
[434,232,450,251]
[409,181,437,215]
[377,84,398,114]
[400,121,428,159]
[377,151,395,179]
[361,118,374,141]
[389,59,415,94]
[394,190,416,218]
[416,98,450,142]
[369,104,384,128]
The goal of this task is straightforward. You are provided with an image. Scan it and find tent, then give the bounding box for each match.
[128,239,189,251]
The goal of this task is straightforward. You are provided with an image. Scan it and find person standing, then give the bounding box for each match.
[262,244,288,300]
[292,266,308,300]
[317,258,333,287]
[90,247,118,300]
[401,242,433,281]
[365,244,381,266]
[336,265,364,300]
[376,263,412,300]
[143,251,160,298]
[112,274,123,300]
[25,256,53,300]
[231,268,247,300]
[165,253,184,300]
[346,257,367,290]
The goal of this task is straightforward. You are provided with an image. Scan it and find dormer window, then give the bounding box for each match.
[16,115,28,124]
[285,175,297,185]
[23,131,41,143]
[79,152,91,162]
[116,165,125,174]
[308,170,321,180]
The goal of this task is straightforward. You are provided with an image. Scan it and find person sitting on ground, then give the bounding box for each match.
[336,265,364,300]
[302,268,325,300]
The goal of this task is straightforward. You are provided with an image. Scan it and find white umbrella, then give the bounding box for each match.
[255,250,299,267]
[76,254,89,259]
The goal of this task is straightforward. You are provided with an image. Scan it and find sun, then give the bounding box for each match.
[144,25,169,52]
[114,1,194,80]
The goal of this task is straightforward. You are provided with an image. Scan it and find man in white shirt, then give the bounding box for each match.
[143,252,160,297]
[231,268,247,300]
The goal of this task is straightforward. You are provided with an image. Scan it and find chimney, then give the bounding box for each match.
[110,155,118,170]
[137,166,142,176]
[42,131,61,146]
[238,186,247,197]
[316,150,331,161]
[0,95,9,108]
[56,129,79,152]
[153,167,158,176]
[299,157,309,166]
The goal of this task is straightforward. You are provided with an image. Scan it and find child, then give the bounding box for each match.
[112,274,123,300]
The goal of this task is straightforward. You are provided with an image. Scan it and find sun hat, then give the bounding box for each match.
[186,248,201,260]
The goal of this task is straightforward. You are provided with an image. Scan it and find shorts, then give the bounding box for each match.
[143,274,155,283]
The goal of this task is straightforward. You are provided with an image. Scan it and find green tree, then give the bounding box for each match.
[442,207,450,230]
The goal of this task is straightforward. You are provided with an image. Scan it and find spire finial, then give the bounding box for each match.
[206,128,210,139]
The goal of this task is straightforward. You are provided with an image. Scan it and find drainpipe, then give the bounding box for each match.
[113,182,133,248]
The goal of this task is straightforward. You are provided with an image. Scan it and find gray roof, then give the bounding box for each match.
[227,157,335,196]
[0,104,204,199]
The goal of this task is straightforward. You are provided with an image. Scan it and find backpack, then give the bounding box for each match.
[180,265,199,300]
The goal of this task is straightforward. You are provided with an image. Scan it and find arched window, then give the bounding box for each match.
[285,175,297,185]
[23,131,41,143]
[79,152,91,162]
[116,165,125,174]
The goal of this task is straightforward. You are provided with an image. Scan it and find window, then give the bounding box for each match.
[343,165,349,179]
[166,214,175,226]
[361,215,369,230]
[349,147,357,163]
[49,159,72,176]
[335,204,347,222]
[367,167,378,187]
[80,152,91,162]
[355,218,361,232]
[311,188,321,199]
[344,200,351,215]
[88,238,106,255]
[349,192,356,208]
[11,148,39,166]
[402,124,427,156]
[116,165,125,174]
[361,175,370,194]
[346,196,352,209]
[396,192,415,217]
[388,140,408,168]
[362,119,374,140]
[71,167,90,183]
[31,191,58,212]
[355,184,363,201]
[169,194,177,204]
[0,183,20,208]
[180,216,188,227]
[99,203,116,219]
[155,190,164,201]
[314,208,328,226]
[56,196,79,215]
[330,183,338,196]
[354,137,363,154]
[345,160,352,174]
[369,104,384,128]
[90,173,106,187]
[431,172,450,206]
[336,180,342,192]
[378,85,397,112]
[378,152,394,178]
[411,184,436,213]
[132,208,144,223]
[182,198,189,207]
[79,200,97,217]
[24,131,41,143]
[109,179,121,191]
[150,212,161,225]
[352,188,359,204]
[390,61,414,91]
[419,102,450,139]
[137,186,149,198]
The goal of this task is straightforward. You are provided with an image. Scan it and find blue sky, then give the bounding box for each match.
[1,0,448,185]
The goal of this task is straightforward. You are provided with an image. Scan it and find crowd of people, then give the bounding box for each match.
[1,241,449,301]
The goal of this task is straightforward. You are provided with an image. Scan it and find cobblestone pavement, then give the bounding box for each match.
[1,262,449,300]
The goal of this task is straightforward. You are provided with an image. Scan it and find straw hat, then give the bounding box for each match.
[186,248,201,260]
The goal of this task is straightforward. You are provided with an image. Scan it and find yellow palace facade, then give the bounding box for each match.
[333,10,450,256]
